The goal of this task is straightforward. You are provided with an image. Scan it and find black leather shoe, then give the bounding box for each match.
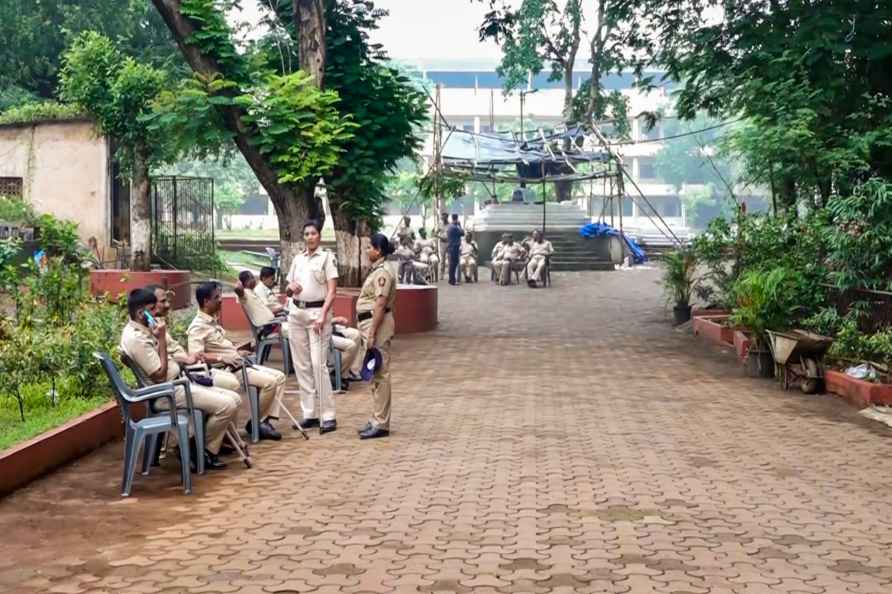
[320,420,337,434]
[204,451,227,470]
[357,422,372,434]
[359,426,389,440]
[300,418,320,428]
[259,420,282,441]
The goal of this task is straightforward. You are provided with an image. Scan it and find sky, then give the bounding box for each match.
[232,0,508,67]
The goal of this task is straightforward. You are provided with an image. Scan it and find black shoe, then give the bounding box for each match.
[527,279,537,288]
[320,420,337,434]
[359,426,389,440]
[218,444,236,456]
[357,421,372,434]
[204,450,227,470]
[259,420,282,441]
[346,373,363,382]
[301,418,320,428]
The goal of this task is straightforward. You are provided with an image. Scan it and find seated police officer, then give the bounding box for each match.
[188,281,286,441]
[120,288,240,470]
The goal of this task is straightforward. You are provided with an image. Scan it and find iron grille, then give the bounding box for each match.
[0,177,23,198]
[150,176,215,271]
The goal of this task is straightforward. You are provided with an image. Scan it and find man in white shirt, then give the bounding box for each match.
[525,229,554,287]
[254,266,285,315]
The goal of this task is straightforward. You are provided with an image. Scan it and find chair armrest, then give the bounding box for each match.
[132,382,177,400]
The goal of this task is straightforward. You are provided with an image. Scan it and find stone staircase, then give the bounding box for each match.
[545,232,615,271]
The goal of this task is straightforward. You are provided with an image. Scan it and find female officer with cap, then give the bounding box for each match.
[287,219,339,433]
[356,233,397,439]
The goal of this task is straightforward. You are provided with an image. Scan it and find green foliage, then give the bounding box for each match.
[321,2,428,224]
[804,307,892,367]
[33,214,82,261]
[237,72,354,185]
[730,268,806,346]
[0,101,85,126]
[661,248,698,306]
[570,85,630,134]
[60,31,173,170]
[0,0,179,101]
[179,0,248,83]
[0,196,35,223]
[824,178,892,290]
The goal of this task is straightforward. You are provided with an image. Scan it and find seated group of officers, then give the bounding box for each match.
[392,218,481,285]
[491,229,554,287]
[118,270,367,473]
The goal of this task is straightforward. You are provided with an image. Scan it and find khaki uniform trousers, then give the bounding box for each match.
[244,364,285,420]
[460,255,477,281]
[498,258,524,285]
[438,240,447,276]
[211,368,241,392]
[358,314,394,430]
[526,254,547,283]
[331,326,364,377]
[288,307,336,422]
[155,383,240,454]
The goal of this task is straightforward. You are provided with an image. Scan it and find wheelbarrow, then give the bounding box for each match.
[765,330,833,394]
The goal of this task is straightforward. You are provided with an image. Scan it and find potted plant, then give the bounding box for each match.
[662,248,698,325]
[729,267,802,378]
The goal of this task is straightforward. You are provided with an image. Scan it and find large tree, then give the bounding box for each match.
[151,0,425,284]
[652,0,892,207]
[0,0,178,102]
[59,32,172,270]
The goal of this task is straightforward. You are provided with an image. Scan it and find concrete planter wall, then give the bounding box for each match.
[90,269,192,309]
[734,330,753,362]
[0,402,122,497]
[825,370,892,408]
[219,286,437,335]
[693,315,735,348]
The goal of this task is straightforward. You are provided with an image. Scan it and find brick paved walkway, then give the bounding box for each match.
[3,268,892,594]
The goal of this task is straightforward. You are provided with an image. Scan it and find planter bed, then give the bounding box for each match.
[825,370,892,408]
[91,269,192,310]
[0,402,124,497]
[734,330,753,362]
[692,314,736,348]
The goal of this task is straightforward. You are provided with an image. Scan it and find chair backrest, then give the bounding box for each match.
[237,300,265,343]
[93,351,137,422]
[119,351,151,388]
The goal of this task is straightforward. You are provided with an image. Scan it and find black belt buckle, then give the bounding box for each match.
[293,299,325,309]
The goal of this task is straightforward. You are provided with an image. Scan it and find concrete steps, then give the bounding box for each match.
[543,232,615,271]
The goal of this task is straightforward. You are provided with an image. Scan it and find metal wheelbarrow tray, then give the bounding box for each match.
[766,330,834,393]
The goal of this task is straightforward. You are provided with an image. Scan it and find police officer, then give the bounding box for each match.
[356,233,397,440]
[525,229,554,287]
[255,266,286,315]
[145,284,242,393]
[188,282,285,441]
[121,288,239,470]
[286,219,339,433]
[234,270,285,334]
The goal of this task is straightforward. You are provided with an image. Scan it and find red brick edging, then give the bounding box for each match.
[825,370,892,408]
[0,402,123,498]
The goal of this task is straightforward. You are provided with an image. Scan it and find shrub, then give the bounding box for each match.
[661,248,698,307]
[0,101,84,126]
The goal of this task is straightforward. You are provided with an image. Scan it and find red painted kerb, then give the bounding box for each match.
[90,269,192,310]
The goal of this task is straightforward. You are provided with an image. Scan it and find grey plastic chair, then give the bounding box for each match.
[119,352,206,475]
[329,342,343,393]
[241,305,291,374]
[95,352,192,497]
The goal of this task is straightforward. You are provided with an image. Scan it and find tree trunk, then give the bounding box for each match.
[330,201,370,287]
[293,0,326,87]
[585,0,607,124]
[130,146,151,271]
[151,0,321,270]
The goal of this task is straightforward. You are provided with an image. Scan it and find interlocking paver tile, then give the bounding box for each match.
[3,269,892,594]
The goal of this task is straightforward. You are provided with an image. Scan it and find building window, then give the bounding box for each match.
[638,158,657,180]
[0,177,23,198]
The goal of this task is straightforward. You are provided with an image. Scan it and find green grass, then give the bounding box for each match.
[0,391,110,451]
[215,228,336,241]
[220,249,270,271]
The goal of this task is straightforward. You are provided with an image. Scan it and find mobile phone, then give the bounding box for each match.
[143,310,157,328]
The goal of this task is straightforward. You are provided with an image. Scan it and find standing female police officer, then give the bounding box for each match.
[287,220,339,433]
[356,233,397,439]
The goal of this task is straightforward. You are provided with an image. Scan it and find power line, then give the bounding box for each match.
[607,118,743,146]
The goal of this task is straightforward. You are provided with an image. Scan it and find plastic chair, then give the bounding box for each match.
[94,352,192,497]
[329,342,343,393]
[521,255,552,288]
[236,354,309,443]
[119,352,206,475]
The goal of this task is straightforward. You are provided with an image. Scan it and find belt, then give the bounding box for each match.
[357,308,391,322]
[292,299,325,309]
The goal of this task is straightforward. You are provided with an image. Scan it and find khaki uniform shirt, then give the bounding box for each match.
[528,240,554,258]
[254,282,280,310]
[460,239,478,258]
[357,260,397,346]
[501,243,525,261]
[239,287,276,327]
[187,311,240,360]
[287,248,339,304]
[491,241,505,261]
[414,238,437,256]
[120,320,180,383]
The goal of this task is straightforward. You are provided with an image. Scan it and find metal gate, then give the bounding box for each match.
[150,176,215,270]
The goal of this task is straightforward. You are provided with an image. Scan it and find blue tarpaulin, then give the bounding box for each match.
[579,222,647,264]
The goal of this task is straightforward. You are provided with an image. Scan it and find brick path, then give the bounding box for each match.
[3,268,892,593]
